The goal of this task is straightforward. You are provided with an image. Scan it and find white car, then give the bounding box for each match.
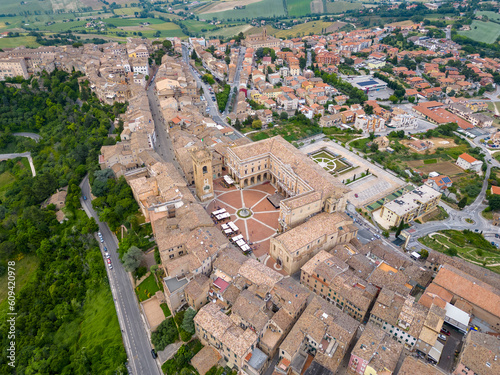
[438,334,447,341]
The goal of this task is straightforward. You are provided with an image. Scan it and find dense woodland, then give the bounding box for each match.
[0,71,130,373]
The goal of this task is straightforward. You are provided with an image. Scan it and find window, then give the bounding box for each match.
[202,166,208,174]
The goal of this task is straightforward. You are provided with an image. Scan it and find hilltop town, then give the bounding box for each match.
[2,15,500,375]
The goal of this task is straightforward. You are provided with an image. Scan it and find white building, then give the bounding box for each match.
[389,113,418,130]
[354,114,386,133]
[456,153,483,173]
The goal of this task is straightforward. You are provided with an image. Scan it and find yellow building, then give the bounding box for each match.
[378,185,441,227]
[225,136,349,232]
[270,213,357,275]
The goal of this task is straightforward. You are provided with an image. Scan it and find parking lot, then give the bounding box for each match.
[302,140,407,208]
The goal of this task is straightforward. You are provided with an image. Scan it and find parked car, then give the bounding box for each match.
[109,264,113,270]
[440,328,451,336]
[438,334,447,341]
[151,349,158,359]
[83,195,87,201]
[107,259,111,264]
[104,247,108,252]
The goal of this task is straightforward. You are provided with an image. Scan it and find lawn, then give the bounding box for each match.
[0,36,40,49]
[0,254,38,304]
[458,20,500,44]
[160,302,171,318]
[419,230,500,273]
[135,273,160,302]
[105,17,164,27]
[203,0,286,20]
[476,10,500,23]
[287,0,313,17]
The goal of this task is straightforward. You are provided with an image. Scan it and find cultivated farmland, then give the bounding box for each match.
[202,0,286,20]
[458,20,500,44]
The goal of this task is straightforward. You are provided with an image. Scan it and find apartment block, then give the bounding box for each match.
[378,185,441,227]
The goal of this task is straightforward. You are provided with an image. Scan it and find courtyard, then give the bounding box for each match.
[310,149,354,175]
[206,179,281,262]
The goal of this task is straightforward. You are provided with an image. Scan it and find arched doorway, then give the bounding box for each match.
[257,174,262,183]
[250,176,255,185]
[243,179,249,187]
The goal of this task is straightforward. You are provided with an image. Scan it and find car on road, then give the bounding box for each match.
[83,195,87,200]
[104,247,108,252]
[100,237,104,243]
[438,334,447,341]
[105,253,110,259]
[370,237,375,241]
[151,349,158,359]
[107,259,111,264]
[440,328,451,336]
[496,234,499,238]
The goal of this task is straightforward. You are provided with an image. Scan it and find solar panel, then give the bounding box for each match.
[442,177,451,183]
[356,80,379,87]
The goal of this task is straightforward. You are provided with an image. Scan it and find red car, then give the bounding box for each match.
[440,328,451,336]
[107,259,111,264]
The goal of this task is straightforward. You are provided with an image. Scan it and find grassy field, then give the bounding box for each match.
[203,0,286,20]
[54,285,127,373]
[459,20,500,44]
[160,303,171,318]
[419,230,500,273]
[105,17,164,27]
[0,0,53,15]
[205,24,253,38]
[287,0,313,17]
[0,36,40,48]
[273,20,333,38]
[0,255,38,304]
[135,273,160,302]
[181,19,217,33]
[114,6,143,16]
[476,10,500,22]
[325,1,363,13]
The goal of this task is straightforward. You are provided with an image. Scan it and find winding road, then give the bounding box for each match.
[0,152,36,176]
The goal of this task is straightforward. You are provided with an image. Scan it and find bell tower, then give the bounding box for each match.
[191,148,214,202]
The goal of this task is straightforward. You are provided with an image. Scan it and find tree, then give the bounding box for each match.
[395,220,405,237]
[419,249,429,259]
[458,197,467,209]
[151,318,178,351]
[122,246,143,272]
[370,142,379,153]
[181,309,196,334]
[389,95,399,104]
[280,111,288,120]
[252,119,262,129]
[408,96,415,103]
[447,247,458,257]
[488,194,500,210]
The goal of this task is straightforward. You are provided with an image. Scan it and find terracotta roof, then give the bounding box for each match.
[433,264,500,318]
[458,153,478,164]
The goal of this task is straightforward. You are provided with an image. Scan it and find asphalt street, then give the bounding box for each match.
[181,43,245,138]
[407,131,500,250]
[80,176,162,375]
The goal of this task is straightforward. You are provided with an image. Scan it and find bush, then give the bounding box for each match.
[152,318,178,351]
[447,247,458,257]
[154,247,161,264]
[135,266,147,279]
